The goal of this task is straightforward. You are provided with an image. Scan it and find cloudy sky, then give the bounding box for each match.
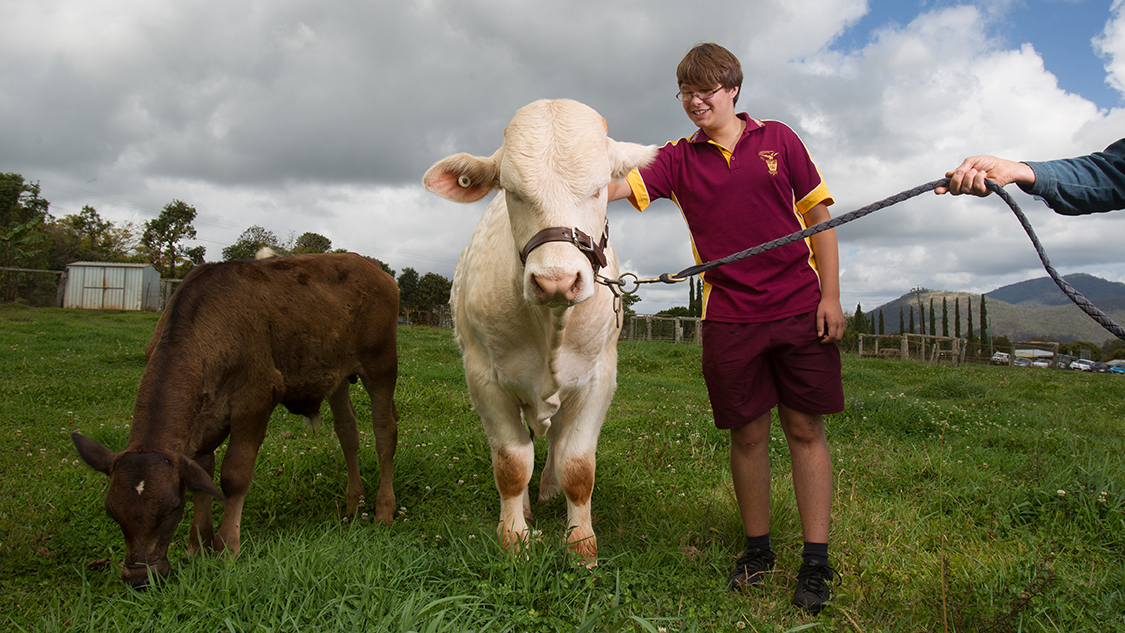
[5,0,1124,314]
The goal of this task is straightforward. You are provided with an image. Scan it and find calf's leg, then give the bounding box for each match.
[188,450,217,555]
[215,410,269,555]
[327,382,365,516]
[363,367,398,524]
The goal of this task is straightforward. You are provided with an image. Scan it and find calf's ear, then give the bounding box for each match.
[72,432,117,475]
[423,150,502,203]
[178,455,226,502]
[606,139,658,182]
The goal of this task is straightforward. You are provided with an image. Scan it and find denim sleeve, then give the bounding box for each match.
[1017,138,1125,215]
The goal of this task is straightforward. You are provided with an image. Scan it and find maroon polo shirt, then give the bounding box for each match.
[627,114,834,323]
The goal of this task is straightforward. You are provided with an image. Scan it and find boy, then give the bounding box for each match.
[608,43,845,614]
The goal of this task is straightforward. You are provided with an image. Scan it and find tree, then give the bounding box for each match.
[397,267,420,321]
[899,307,904,334]
[222,225,283,261]
[0,174,53,302]
[1060,341,1101,361]
[622,293,641,316]
[687,277,703,317]
[878,309,885,335]
[1103,337,1125,361]
[954,297,961,339]
[0,218,48,301]
[966,296,975,340]
[929,298,936,336]
[46,206,138,267]
[0,173,51,229]
[417,272,452,309]
[294,232,332,254]
[979,294,990,347]
[852,303,867,334]
[142,200,198,278]
[941,297,949,337]
[908,306,915,334]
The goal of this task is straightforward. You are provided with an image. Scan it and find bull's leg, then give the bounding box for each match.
[215,410,270,556]
[473,384,533,553]
[553,363,616,567]
[188,451,217,556]
[362,361,398,524]
[492,439,534,552]
[327,382,365,516]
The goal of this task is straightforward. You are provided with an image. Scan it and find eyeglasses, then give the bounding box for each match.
[676,87,724,102]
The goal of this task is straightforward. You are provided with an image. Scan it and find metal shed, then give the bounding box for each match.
[62,262,162,311]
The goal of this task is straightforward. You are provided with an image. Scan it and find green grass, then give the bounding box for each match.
[1,303,1123,631]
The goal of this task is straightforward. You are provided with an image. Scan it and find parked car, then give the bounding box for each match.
[1031,359,1051,368]
[989,352,1011,366]
[1110,365,1125,375]
[1070,359,1095,371]
[1014,357,1032,367]
[1091,362,1109,373]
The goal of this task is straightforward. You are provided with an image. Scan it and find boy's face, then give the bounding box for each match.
[679,83,739,131]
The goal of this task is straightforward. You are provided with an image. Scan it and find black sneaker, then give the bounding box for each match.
[791,560,834,614]
[727,547,776,590]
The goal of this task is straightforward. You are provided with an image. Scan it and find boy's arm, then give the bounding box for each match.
[804,203,845,343]
[607,179,634,202]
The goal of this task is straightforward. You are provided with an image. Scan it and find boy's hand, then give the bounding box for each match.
[817,299,845,343]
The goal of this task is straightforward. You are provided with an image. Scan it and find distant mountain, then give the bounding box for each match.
[865,274,1125,344]
[985,273,1125,309]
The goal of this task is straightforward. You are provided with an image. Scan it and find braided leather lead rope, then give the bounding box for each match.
[622,177,1125,341]
[987,181,1125,341]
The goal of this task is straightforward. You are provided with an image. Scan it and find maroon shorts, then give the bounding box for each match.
[701,312,844,430]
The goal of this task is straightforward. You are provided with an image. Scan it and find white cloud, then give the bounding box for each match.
[1095,0,1125,95]
[5,0,1124,321]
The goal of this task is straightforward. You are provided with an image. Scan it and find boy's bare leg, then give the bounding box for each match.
[729,411,773,537]
[778,404,831,543]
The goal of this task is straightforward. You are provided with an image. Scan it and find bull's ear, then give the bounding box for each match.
[72,432,117,475]
[423,150,502,203]
[178,455,226,502]
[606,139,658,182]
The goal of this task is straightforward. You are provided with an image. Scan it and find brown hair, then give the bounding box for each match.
[676,43,743,105]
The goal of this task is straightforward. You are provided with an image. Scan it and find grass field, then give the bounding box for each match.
[1,303,1123,632]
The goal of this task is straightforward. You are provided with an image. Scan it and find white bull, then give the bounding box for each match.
[423,99,656,564]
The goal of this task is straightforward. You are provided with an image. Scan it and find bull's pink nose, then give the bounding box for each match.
[530,272,580,304]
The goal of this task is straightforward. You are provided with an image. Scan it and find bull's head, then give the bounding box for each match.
[423,99,656,308]
[71,433,224,588]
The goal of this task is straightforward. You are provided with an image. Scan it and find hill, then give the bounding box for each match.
[866,274,1125,344]
[985,273,1125,309]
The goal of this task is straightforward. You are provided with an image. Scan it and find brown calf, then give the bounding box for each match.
[72,252,399,587]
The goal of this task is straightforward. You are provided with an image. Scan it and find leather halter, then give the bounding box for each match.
[519,220,609,274]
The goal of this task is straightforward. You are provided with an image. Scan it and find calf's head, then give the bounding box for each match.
[423,99,656,307]
[72,433,224,588]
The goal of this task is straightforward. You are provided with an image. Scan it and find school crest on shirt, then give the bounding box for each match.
[758,151,779,175]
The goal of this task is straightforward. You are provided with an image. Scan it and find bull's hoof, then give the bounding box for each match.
[568,535,597,569]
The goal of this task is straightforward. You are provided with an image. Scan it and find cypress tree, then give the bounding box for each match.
[954,297,961,338]
[908,306,915,334]
[929,298,936,336]
[967,296,975,341]
[942,297,949,337]
[853,302,867,334]
[979,295,990,346]
[899,307,905,334]
[878,309,885,335]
